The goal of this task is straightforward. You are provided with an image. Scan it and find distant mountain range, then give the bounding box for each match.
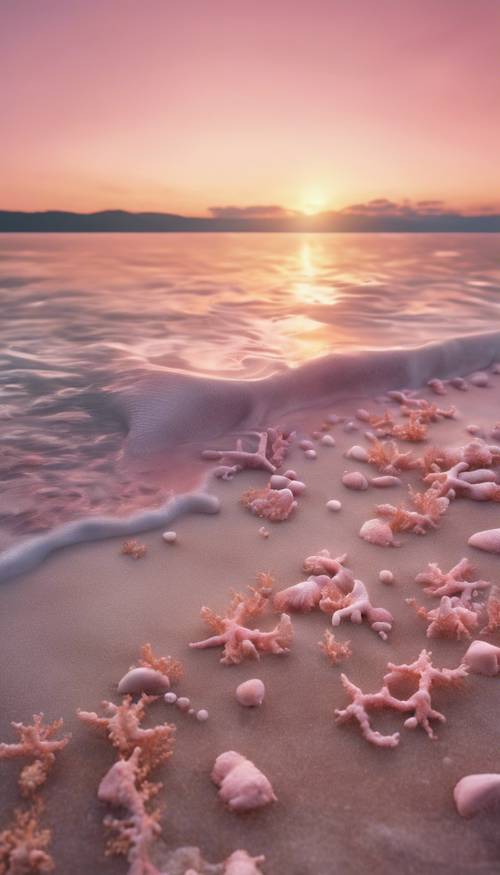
[1,208,499,232]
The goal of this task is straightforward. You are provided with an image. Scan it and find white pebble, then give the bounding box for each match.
[196,709,209,722]
[269,474,290,489]
[379,569,394,585]
[288,479,306,495]
[342,471,369,491]
[345,445,369,463]
[356,408,371,422]
[164,692,177,704]
[299,439,315,450]
[470,371,490,387]
[319,434,336,447]
[326,499,342,511]
[304,449,317,460]
[176,696,191,712]
[326,413,341,424]
[188,708,195,715]
[284,469,297,480]
[343,420,359,433]
[236,678,266,707]
[162,531,177,543]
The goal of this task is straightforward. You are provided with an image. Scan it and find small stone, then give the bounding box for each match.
[288,480,306,495]
[258,526,270,538]
[356,408,371,422]
[326,499,342,512]
[188,708,195,715]
[299,439,315,450]
[269,474,291,489]
[343,421,359,433]
[345,445,369,463]
[379,569,394,585]
[342,471,369,491]
[319,434,336,447]
[284,469,297,480]
[164,692,177,704]
[470,371,490,387]
[326,413,341,424]
[304,449,317,460]
[236,678,266,707]
[196,709,209,721]
[176,697,191,712]
[162,531,177,543]
[118,667,170,696]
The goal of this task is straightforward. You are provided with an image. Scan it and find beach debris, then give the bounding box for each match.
[97,747,163,875]
[240,486,297,521]
[345,445,369,463]
[0,801,54,875]
[463,640,500,676]
[202,428,293,475]
[342,471,369,491]
[335,649,467,747]
[318,630,352,665]
[0,714,70,798]
[211,751,276,812]
[213,465,240,480]
[330,579,393,640]
[469,528,500,554]
[320,434,336,447]
[121,539,147,559]
[379,570,394,585]
[190,575,293,665]
[258,526,270,539]
[366,439,419,474]
[162,530,177,543]
[454,774,500,817]
[480,585,500,635]
[236,679,266,707]
[224,849,266,874]
[360,483,450,547]
[406,595,479,640]
[78,695,175,776]
[415,558,490,602]
[326,499,342,511]
[370,475,402,488]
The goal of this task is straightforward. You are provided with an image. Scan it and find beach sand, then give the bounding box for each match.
[2,378,500,874]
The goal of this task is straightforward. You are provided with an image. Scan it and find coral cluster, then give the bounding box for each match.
[190,575,293,665]
[121,540,147,559]
[335,649,467,747]
[240,486,297,521]
[202,428,294,476]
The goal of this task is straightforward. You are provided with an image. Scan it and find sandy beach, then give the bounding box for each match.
[3,373,500,874]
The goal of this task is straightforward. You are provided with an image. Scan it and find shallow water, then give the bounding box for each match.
[0,232,498,547]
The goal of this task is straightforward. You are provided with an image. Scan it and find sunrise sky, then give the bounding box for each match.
[2,0,499,216]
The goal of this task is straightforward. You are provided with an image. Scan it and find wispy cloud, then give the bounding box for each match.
[209,205,295,220]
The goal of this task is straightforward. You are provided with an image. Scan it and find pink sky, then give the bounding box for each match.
[1,0,499,215]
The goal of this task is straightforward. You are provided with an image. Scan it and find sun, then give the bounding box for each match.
[301,193,327,215]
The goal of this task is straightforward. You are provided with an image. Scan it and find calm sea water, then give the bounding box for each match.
[0,232,498,547]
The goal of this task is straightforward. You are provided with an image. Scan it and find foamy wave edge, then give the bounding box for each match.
[0,491,220,584]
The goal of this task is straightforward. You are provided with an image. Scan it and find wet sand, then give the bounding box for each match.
[2,379,500,873]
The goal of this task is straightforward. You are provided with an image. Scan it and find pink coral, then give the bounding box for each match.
[318,630,352,665]
[190,577,293,665]
[0,803,54,875]
[407,596,479,640]
[273,575,330,612]
[366,438,419,475]
[240,486,297,521]
[118,644,183,696]
[335,649,467,747]
[202,428,293,475]
[211,751,277,813]
[481,585,500,634]
[0,715,70,797]
[415,558,491,602]
[329,579,393,639]
[224,850,266,874]
[121,540,147,559]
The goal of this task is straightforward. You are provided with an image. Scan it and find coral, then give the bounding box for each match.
[318,581,353,615]
[190,576,293,665]
[374,484,449,538]
[303,550,351,584]
[406,596,479,640]
[97,747,162,875]
[211,751,277,813]
[335,649,467,747]
[78,696,175,779]
[415,558,490,603]
[121,540,147,559]
[0,715,70,798]
[391,412,428,442]
[240,487,297,521]
[224,850,266,875]
[0,802,53,875]
[202,428,293,476]
[481,585,500,635]
[318,630,352,665]
[366,439,419,475]
[329,579,393,640]
[273,575,329,612]
[454,774,500,818]
[368,410,396,436]
[401,399,456,423]
[137,643,183,684]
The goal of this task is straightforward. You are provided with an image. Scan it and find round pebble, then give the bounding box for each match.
[299,439,315,450]
[319,434,336,447]
[284,469,297,480]
[162,531,177,543]
[342,471,369,491]
[288,480,306,495]
[379,569,394,585]
[258,526,270,538]
[356,408,371,422]
[269,474,291,489]
[326,499,342,511]
[236,678,266,707]
[164,692,177,704]
[345,445,369,463]
[326,413,341,424]
[470,371,489,387]
[304,449,317,460]
[343,421,358,433]
[176,697,191,712]
[196,709,209,722]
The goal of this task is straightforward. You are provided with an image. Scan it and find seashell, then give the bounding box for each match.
[342,471,369,491]
[236,678,266,707]
[118,667,170,696]
[468,528,500,554]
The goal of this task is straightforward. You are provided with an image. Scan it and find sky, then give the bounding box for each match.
[1,0,499,215]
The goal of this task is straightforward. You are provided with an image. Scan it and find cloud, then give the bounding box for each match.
[209,204,295,219]
[339,198,461,217]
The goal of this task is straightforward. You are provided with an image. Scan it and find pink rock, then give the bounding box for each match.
[342,471,369,491]
[450,377,468,390]
[468,528,500,554]
[304,449,317,460]
[269,474,291,489]
[212,751,276,812]
[288,479,306,495]
[283,469,297,480]
[319,434,336,447]
[345,445,369,463]
[236,679,266,707]
[470,371,490,387]
[427,378,448,395]
[359,518,397,547]
[454,774,500,817]
[117,667,170,696]
[379,570,394,585]
[463,640,500,676]
[356,408,371,422]
[224,850,266,874]
[299,439,315,450]
[370,475,402,488]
